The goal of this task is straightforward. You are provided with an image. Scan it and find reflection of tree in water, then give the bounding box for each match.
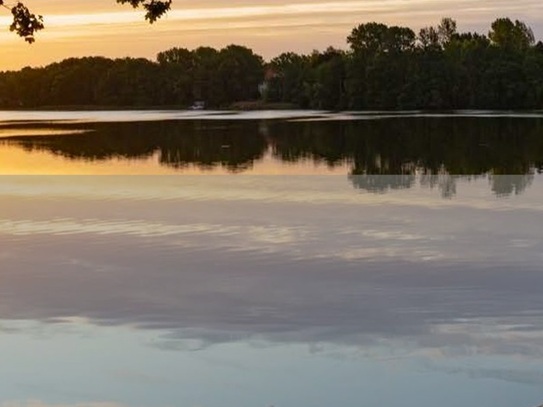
[271,118,543,175]
[490,173,535,197]
[270,117,543,197]
[9,120,268,173]
[156,123,266,173]
[4,116,543,197]
[419,172,466,199]
[349,175,417,193]
[349,173,535,199]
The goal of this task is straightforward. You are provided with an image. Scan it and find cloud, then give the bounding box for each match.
[1,0,543,70]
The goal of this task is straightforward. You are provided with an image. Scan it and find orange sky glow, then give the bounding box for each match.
[0,0,542,71]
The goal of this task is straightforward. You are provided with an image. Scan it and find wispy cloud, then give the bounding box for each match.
[1,0,543,70]
[4,0,543,29]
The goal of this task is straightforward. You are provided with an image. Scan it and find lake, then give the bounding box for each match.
[1,110,543,407]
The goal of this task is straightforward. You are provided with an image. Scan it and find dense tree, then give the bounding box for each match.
[267,52,311,107]
[345,22,416,109]
[347,23,415,55]
[489,18,535,50]
[94,58,166,106]
[308,48,346,109]
[156,47,194,105]
[217,45,264,104]
[0,45,263,108]
[1,17,542,110]
[419,26,440,50]
[437,17,457,45]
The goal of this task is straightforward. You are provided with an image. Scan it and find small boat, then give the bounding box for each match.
[190,101,206,110]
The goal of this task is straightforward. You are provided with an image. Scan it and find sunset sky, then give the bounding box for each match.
[1,0,543,71]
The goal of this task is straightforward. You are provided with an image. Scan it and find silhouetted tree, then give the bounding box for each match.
[1,17,542,110]
[2,0,172,42]
[489,18,535,50]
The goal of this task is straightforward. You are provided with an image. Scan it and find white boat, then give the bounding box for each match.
[190,101,206,110]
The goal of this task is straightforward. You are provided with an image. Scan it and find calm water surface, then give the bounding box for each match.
[0,111,543,407]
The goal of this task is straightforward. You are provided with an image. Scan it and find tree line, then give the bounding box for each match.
[0,45,264,108]
[1,17,543,110]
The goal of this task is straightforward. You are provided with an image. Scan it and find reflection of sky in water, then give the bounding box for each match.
[1,321,542,407]
[1,110,543,123]
[1,176,543,406]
